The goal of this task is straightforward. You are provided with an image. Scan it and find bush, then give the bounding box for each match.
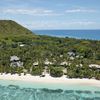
[50,67,63,77]
[31,66,43,76]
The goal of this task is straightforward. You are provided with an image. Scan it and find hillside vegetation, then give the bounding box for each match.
[0,20,34,35]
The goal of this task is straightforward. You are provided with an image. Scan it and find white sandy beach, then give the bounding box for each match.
[0,73,100,87]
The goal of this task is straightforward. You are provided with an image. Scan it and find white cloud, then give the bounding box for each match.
[0,8,97,17]
[23,21,97,29]
[0,8,62,16]
[65,21,96,25]
[65,8,97,13]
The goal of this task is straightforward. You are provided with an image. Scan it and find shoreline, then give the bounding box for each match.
[0,73,100,87]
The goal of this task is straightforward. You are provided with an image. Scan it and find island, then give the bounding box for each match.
[0,20,100,84]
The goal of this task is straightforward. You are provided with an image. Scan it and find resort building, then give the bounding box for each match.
[67,51,76,57]
[19,44,25,47]
[76,64,83,68]
[33,62,39,66]
[10,56,23,67]
[60,55,63,57]
[60,61,68,66]
[67,51,76,60]
[89,64,100,69]
[69,56,75,60]
[60,61,71,67]
[44,59,53,65]
[18,42,25,47]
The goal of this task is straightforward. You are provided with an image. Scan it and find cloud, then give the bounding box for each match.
[23,21,96,29]
[0,8,62,16]
[0,8,97,17]
[65,8,97,13]
[66,21,96,25]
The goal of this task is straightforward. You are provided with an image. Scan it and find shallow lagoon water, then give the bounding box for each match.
[0,80,100,100]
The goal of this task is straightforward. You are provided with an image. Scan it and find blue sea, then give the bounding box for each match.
[33,30,100,40]
[0,80,100,100]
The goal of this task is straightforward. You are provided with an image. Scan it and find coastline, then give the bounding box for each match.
[0,73,100,87]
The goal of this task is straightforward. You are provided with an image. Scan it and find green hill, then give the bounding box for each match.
[0,20,34,35]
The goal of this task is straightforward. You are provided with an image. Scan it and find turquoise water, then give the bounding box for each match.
[0,80,100,100]
[33,30,100,40]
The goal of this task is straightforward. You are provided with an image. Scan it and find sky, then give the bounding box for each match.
[0,0,100,30]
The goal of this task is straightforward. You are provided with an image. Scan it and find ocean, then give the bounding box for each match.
[0,80,100,100]
[33,30,100,40]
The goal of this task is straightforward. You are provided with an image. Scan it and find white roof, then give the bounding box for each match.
[60,61,68,65]
[33,62,39,66]
[76,55,79,58]
[76,64,83,67]
[10,56,20,61]
[10,61,23,67]
[44,59,53,65]
[60,55,63,57]
[19,44,24,47]
[80,64,83,67]
[68,52,75,56]
[89,64,100,69]
[70,56,75,60]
